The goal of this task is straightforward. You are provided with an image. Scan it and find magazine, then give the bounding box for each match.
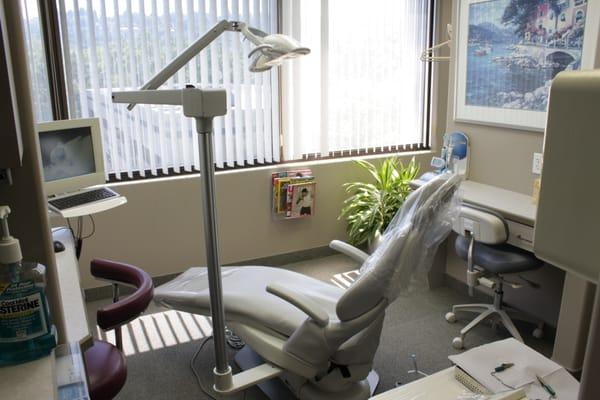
[288,182,316,218]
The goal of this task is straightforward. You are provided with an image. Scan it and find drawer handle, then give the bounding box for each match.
[516,234,533,244]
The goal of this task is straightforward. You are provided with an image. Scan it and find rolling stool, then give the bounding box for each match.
[84,259,154,400]
[445,205,545,349]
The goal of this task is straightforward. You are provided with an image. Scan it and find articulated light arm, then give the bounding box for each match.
[127,19,260,110]
[126,18,309,110]
[114,88,227,120]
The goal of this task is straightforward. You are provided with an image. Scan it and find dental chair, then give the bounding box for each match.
[154,173,461,400]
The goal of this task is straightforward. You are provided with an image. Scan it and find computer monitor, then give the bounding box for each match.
[37,118,105,196]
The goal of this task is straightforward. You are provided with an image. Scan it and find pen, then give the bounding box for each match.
[536,374,556,398]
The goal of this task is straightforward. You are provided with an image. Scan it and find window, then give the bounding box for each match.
[280,0,433,160]
[21,0,53,122]
[23,0,435,179]
[26,0,279,179]
[575,10,584,23]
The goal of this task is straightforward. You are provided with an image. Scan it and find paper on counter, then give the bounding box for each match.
[449,338,562,393]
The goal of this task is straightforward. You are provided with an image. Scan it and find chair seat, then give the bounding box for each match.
[154,266,345,337]
[456,236,544,274]
[84,340,127,400]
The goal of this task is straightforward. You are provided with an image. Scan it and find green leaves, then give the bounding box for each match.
[339,157,419,246]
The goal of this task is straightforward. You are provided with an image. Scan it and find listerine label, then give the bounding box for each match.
[0,280,49,343]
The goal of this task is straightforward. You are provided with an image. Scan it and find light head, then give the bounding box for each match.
[241,25,310,72]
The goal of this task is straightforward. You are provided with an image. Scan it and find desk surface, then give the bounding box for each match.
[460,181,536,227]
[411,179,536,226]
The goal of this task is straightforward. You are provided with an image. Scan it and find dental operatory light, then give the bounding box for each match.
[112,20,309,394]
[125,20,309,110]
[241,25,310,72]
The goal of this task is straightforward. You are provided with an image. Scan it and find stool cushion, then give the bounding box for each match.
[455,236,544,274]
[84,340,127,400]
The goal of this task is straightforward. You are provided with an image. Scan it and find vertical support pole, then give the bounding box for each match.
[467,233,475,297]
[196,119,233,391]
[112,283,123,351]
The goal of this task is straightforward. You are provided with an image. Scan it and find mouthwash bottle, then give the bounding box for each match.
[0,206,56,366]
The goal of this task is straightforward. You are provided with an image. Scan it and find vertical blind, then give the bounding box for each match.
[55,0,279,179]
[281,0,432,160]
[21,0,54,122]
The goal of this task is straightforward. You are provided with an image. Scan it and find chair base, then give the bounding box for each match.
[446,302,544,349]
[234,346,378,400]
[235,346,294,399]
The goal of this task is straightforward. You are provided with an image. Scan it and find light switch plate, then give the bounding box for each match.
[532,152,543,175]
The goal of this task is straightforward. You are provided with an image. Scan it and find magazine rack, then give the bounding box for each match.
[271,169,316,220]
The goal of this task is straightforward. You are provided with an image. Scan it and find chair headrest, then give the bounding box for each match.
[336,173,462,321]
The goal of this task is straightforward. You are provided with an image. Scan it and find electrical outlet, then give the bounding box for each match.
[532,153,543,175]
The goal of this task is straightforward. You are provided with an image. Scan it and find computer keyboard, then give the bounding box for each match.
[49,188,117,210]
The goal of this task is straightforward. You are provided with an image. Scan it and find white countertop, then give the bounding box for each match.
[53,228,91,344]
[0,356,57,400]
[0,228,90,400]
[460,181,536,227]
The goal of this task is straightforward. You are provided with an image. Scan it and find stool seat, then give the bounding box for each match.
[455,236,544,275]
[84,340,127,400]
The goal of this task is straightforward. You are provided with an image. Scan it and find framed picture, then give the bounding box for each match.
[454,0,600,131]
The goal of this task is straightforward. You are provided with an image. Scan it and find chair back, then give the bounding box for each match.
[336,174,461,321]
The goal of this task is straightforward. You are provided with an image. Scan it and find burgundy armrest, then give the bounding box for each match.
[91,259,154,331]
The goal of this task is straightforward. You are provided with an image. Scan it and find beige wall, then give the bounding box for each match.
[442,0,542,289]
[443,0,544,195]
[67,152,435,289]
[440,1,600,326]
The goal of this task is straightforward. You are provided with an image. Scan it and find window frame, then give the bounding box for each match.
[35,0,437,182]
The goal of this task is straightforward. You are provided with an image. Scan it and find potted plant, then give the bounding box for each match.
[339,157,419,252]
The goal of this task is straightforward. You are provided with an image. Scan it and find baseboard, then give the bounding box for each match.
[84,245,337,301]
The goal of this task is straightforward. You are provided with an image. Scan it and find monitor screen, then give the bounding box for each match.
[39,126,96,182]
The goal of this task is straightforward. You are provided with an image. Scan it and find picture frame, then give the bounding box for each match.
[454,0,600,131]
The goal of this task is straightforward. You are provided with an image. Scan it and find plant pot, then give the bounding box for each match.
[368,230,384,254]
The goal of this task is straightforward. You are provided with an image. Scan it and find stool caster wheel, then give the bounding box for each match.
[532,327,544,339]
[452,337,464,350]
[445,312,457,323]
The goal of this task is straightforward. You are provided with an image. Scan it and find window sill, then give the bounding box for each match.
[106,148,434,188]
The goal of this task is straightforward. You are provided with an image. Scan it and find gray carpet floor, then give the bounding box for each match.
[86,254,554,399]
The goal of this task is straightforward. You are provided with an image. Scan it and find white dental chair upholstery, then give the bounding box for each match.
[154,173,461,400]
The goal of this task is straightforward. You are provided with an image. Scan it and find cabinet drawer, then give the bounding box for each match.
[507,220,534,252]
